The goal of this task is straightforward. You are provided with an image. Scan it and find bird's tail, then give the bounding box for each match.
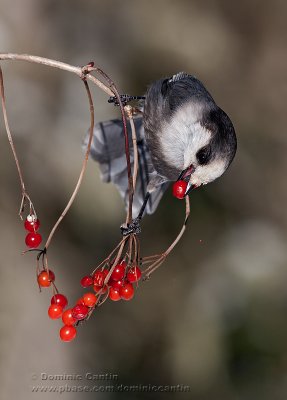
[83,116,169,218]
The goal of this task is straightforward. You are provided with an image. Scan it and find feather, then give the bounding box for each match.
[83,116,169,218]
[168,71,190,83]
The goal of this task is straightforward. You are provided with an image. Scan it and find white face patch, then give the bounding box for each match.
[160,102,211,170]
[190,158,227,186]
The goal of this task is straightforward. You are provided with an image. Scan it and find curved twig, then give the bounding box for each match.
[0,54,114,96]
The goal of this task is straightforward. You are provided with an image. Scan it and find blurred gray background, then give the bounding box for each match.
[0,0,287,399]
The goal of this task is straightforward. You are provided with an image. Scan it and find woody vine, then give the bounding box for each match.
[0,54,190,342]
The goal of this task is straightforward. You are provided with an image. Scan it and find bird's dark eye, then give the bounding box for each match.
[196,146,211,165]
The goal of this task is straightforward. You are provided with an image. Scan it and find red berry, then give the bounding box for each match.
[37,270,55,287]
[51,294,68,309]
[76,297,85,305]
[72,304,89,320]
[111,263,126,281]
[48,304,63,319]
[60,325,77,342]
[93,284,108,294]
[127,266,142,283]
[24,216,40,232]
[109,286,121,301]
[110,279,124,289]
[120,282,134,301]
[172,180,188,199]
[83,292,97,307]
[80,275,93,288]
[25,232,42,248]
[93,271,105,287]
[62,309,77,326]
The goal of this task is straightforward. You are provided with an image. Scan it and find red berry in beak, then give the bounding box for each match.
[172,180,188,199]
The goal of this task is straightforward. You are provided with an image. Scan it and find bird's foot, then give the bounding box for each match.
[120,217,141,236]
[108,94,145,107]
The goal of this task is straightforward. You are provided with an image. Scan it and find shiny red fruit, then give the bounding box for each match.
[93,271,105,287]
[76,297,85,305]
[60,325,77,342]
[127,266,142,283]
[48,304,63,319]
[83,292,97,307]
[80,275,93,288]
[37,270,55,287]
[120,282,134,301]
[111,263,126,281]
[110,279,124,290]
[62,309,77,326]
[25,232,42,248]
[24,216,40,232]
[72,304,89,320]
[51,294,68,309]
[172,180,188,199]
[109,286,121,301]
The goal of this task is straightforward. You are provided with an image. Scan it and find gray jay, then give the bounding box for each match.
[84,72,237,223]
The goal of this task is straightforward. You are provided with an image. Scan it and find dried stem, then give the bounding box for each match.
[0,67,38,219]
[0,67,26,193]
[92,67,134,224]
[0,54,114,96]
[125,105,138,192]
[142,195,190,278]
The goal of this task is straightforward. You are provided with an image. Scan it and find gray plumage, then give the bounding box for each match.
[84,72,237,218]
[83,117,169,218]
[144,72,237,188]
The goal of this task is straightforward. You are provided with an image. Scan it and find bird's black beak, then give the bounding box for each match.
[177,166,195,196]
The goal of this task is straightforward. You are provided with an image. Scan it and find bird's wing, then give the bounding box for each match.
[83,116,169,218]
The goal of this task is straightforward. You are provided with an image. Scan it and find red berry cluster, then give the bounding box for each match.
[37,260,142,342]
[81,261,142,304]
[59,293,98,342]
[24,215,42,248]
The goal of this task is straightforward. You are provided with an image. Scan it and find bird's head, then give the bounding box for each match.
[171,104,237,196]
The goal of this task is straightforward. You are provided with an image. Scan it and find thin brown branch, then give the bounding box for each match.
[142,195,190,278]
[0,54,114,96]
[0,67,39,218]
[0,67,26,193]
[126,106,138,192]
[92,67,134,224]
[164,195,190,256]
